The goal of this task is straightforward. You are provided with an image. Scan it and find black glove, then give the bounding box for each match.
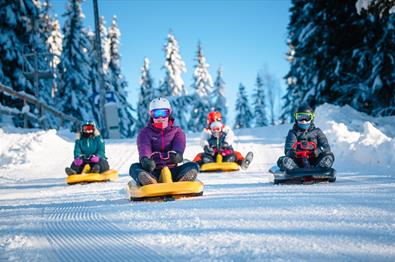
[204,145,215,156]
[286,149,297,159]
[169,152,183,164]
[140,156,156,172]
[220,142,231,150]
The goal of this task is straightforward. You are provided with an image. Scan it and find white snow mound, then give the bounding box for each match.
[315,104,395,172]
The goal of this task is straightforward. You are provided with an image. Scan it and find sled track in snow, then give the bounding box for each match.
[44,202,170,262]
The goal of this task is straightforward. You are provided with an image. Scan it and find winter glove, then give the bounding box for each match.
[73,157,83,167]
[89,155,100,163]
[204,145,215,156]
[313,148,321,158]
[221,142,230,150]
[220,149,233,156]
[169,152,183,164]
[140,156,156,172]
[286,149,297,159]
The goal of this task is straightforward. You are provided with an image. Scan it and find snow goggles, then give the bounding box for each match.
[210,121,223,132]
[82,125,94,132]
[294,112,314,122]
[150,108,171,118]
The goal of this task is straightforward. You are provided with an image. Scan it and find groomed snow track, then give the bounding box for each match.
[43,201,169,262]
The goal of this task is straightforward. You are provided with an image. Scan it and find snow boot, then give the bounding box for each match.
[317,155,334,168]
[240,152,253,170]
[282,157,298,170]
[178,169,198,182]
[138,171,158,186]
[65,167,77,176]
[91,164,101,173]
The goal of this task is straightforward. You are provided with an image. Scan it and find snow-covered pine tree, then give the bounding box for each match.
[107,15,136,137]
[284,0,394,117]
[58,0,94,122]
[86,29,101,125]
[0,0,53,127]
[99,16,110,72]
[356,0,395,17]
[252,73,268,127]
[161,31,189,129]
[40,0,63,100]
[211,66,228,124]
[137,58,154,130]
[47,17,63,96]
[188,42,213,132]
[234,83,253,129]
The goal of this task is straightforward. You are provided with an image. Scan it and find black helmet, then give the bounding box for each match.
[294,105,315,122]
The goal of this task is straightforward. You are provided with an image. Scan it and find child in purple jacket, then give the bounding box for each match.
[129,97,199,186]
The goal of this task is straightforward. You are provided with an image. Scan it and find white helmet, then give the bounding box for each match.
[149,97,172,112]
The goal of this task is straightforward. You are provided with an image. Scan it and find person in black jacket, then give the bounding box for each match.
[278,105,335,170]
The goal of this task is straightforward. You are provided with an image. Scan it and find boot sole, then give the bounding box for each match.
[138,172,158,185]
[178,169,198,182]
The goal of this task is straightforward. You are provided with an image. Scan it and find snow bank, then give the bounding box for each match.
[315,104,395,172]
[0,127,74,182]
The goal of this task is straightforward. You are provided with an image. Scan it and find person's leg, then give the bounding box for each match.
[282,156,299,170]
[129,163,157,186]
[201,153,215,164]
[65,160,86,175]
[172,162,199,182]
[223,153,236,162]
[315,152,335,168]
[91,158,109,173]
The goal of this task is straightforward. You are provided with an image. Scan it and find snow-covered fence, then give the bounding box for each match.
[0,83,80,129]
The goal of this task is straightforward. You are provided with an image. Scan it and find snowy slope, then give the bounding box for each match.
[0,104,394,261]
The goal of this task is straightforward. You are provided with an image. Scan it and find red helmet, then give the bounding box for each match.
[207,111,222,127]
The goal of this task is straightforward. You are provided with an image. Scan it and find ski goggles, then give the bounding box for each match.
[210,121,223,132]
[150,108,171,119]
[82,125,94,132]
[294,112,315,122]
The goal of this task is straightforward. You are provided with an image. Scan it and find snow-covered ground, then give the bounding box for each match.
[0,104,394,261]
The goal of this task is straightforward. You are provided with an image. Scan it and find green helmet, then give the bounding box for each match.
[81,120,96,133]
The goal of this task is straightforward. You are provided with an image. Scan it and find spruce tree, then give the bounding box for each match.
[234,83,253,129]
[0,0,52,126]
[137,58,154,130]
[284,0,395,117]
[86,29,101,125]
[58,0,94,122]
[108,16,136,137]
[161,31,189,129]
[252,74,268,127]
[211,66,228,124]
[188,42,213,132]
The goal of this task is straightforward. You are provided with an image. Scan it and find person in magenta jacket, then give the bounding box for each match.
[129,97,199,186]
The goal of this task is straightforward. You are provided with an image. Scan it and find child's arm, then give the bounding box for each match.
[200,129,211,148]
[316,128,331,153]
[223,126,235,145]
[284,130,297,155]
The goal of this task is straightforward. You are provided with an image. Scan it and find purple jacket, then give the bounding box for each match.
[137,120,186,168]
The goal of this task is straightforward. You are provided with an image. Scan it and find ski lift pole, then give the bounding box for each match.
[93,0,108,138]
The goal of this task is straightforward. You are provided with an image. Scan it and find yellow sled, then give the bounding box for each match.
[66,164,118,185]
[200,154,240,172]
[127,166,204,201]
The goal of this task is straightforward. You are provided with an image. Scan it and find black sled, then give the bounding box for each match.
[270,141,336,185]
[269,166,336,185]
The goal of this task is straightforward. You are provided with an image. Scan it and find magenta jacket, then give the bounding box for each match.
[137,120,186,168]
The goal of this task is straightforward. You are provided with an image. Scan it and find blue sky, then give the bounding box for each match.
[52,0,291,125]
